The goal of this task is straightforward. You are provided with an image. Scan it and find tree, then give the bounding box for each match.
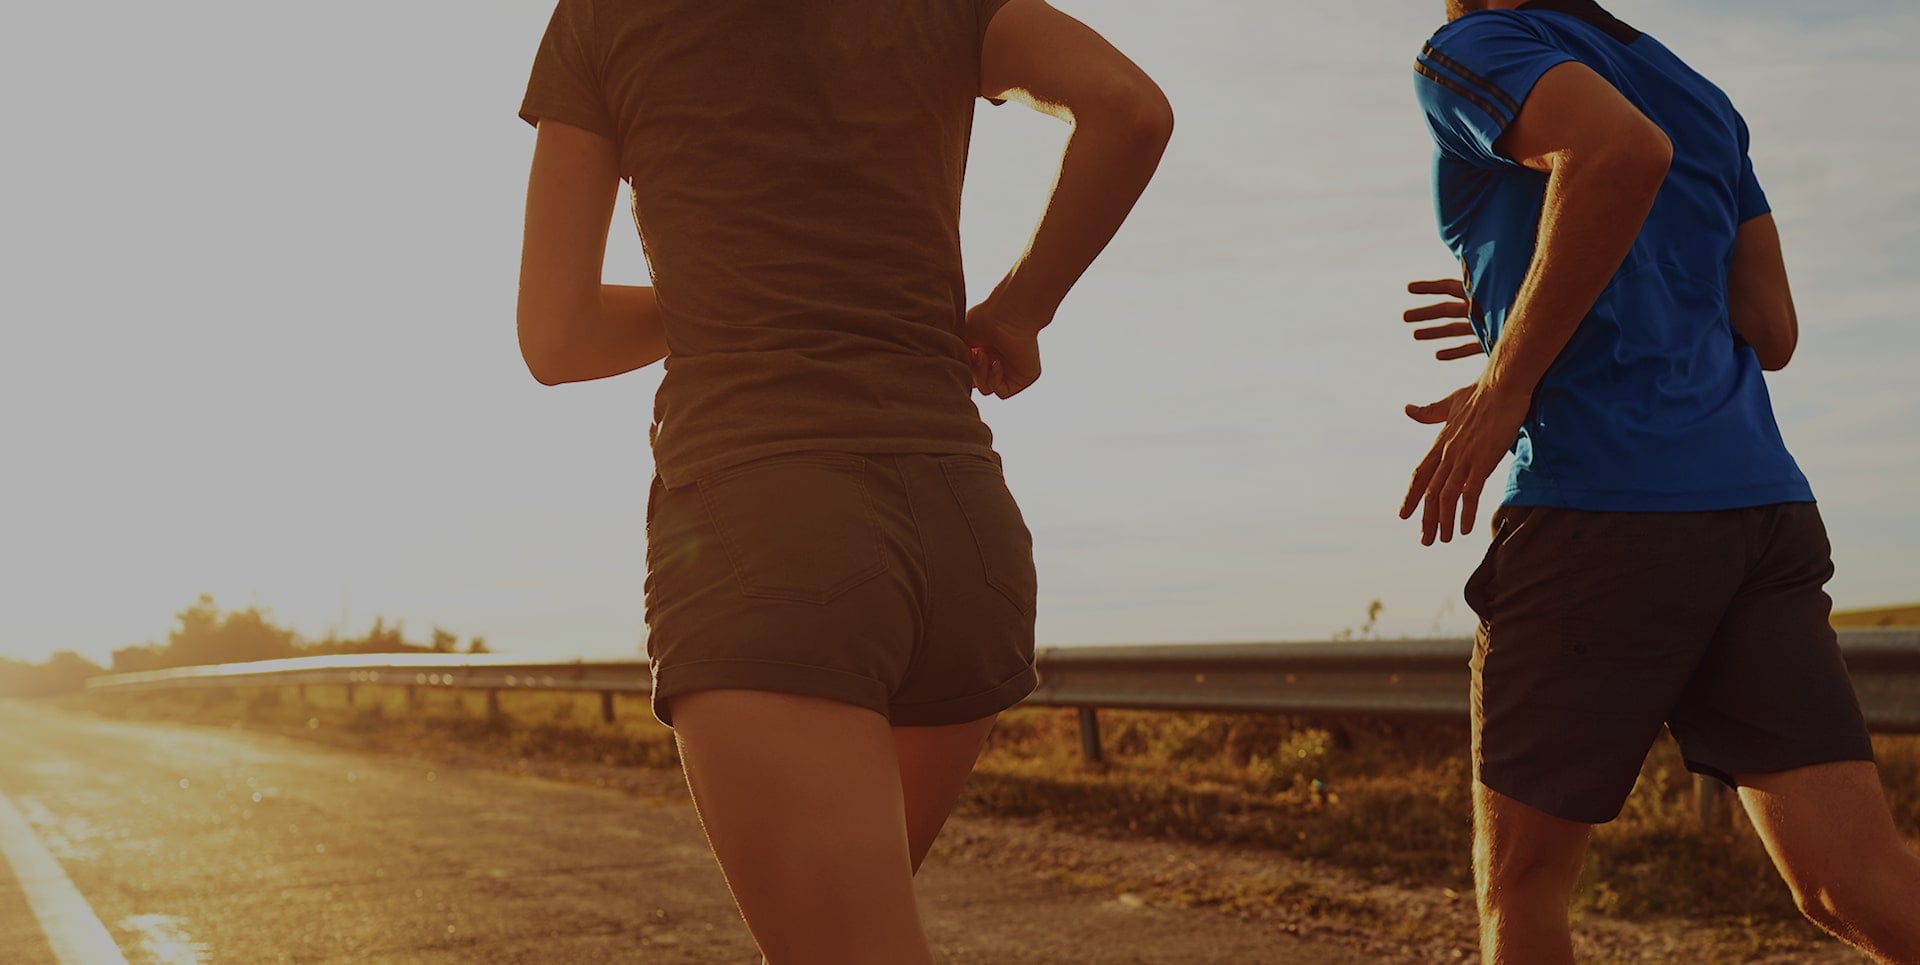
[360,617,407,653]
[430,626,459,654]
[161,594,298,667]
[0,652,106,697]
[39,651,105,694]
[111,643,168,673]
[466,636,491,655]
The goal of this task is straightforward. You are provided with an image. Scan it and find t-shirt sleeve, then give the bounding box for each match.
[518,0,615,137]
[977,0,1014,45]
[1413,14,1577,168]
[976,0,1015,106]
[1733,112,1771,223]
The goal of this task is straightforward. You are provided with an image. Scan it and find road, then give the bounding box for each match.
[0,701,1377,964]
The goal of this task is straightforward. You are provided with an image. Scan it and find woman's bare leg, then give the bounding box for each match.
[894,715,998,872]
[671,689,934,965]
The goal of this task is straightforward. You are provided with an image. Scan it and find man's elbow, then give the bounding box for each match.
[1611,123,1673,193]
[1754,333,1796,371]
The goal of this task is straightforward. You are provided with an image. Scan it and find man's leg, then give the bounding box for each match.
[672,689,934,965]
[1736,761,1920,962]
[893,716,998,874]
[1474,783,1593,965]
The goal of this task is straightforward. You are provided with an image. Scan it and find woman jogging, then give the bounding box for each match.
[514,1,1171,961]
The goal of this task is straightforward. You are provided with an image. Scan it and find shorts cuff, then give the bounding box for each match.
[651,658,890,727]
[1477,770,1623,826]
[1685,745,1877,789]
[888,664,1038,727]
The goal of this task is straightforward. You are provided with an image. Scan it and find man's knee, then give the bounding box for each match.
[1476,843,1584,909]
[1474,784,1592,904]
[1786,876,1852,933]
[1782,849,1920,937]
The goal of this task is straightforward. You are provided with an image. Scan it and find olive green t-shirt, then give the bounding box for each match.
[520,0,1010,488]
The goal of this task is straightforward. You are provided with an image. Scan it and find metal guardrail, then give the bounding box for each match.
[86,627,1920,731]
[82,629,1920,825]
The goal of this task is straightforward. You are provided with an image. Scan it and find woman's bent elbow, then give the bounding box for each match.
[1128,86,1175,148]
[517,336,569,386]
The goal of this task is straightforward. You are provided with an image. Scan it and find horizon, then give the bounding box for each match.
[3,0,1917,667]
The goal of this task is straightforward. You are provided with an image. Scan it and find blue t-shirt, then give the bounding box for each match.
[1413,0,1812,511]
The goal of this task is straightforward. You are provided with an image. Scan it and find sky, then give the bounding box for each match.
[1,1,1916,666]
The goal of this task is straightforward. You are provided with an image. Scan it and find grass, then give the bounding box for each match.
[61,684,1920,941]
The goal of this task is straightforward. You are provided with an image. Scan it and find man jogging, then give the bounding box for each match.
[1398,1,1920,961]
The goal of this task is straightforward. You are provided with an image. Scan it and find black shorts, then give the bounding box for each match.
[1464,502,1874,824]
[643,451,1038,728]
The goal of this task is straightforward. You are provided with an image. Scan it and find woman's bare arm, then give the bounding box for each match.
[516,119,668,385]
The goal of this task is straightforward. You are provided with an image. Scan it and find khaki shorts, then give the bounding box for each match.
[1465,502,1873,824]
[643,451,1038,727]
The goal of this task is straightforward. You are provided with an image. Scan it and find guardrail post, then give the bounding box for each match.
[1077,707,1104,763]
[1694,774,1725,828]
[345,683,355,707]
[601,691,616,724]
[486,689,502,723]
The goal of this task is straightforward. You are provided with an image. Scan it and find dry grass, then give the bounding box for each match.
[1830,603,1920,629]
[63,685,1920,939]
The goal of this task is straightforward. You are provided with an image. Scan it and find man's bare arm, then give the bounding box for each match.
[1480,62,1672,402]
[1727,213,1797,371]
[516,120,668,386]
[1401,61,1671,544]
[965,0,1173,398]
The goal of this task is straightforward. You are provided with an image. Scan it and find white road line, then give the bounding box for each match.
[0,790,128,965]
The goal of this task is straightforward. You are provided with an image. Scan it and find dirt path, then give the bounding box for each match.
[5,701,1853,963]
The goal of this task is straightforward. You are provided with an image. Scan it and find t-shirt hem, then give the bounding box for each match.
[1504,481,1815,513]
[658,438,1001,489]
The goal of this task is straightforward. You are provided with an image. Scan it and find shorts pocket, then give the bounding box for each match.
[940,456,1037,616]
[1464,505,1529,622]
[697,453,886,605]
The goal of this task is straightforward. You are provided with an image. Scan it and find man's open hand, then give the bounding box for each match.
[1404,279,1486,362]
[1400,380,1529,545]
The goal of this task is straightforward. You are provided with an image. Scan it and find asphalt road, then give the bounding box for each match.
[0,701,1372,964]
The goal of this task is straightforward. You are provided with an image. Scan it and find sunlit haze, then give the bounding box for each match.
[2,1,1915,665]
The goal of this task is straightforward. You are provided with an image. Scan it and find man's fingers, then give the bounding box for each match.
[1421,472,1445,545]
[1401,441,1443,519]
[1407,278,1466,299]
[1435,342,1486,361]
[1460,476,1486,537]
[1436,458,1479,544]
[1412,321,1475,341]
[1403,301,1470,323]
[1404,398,1453,425]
